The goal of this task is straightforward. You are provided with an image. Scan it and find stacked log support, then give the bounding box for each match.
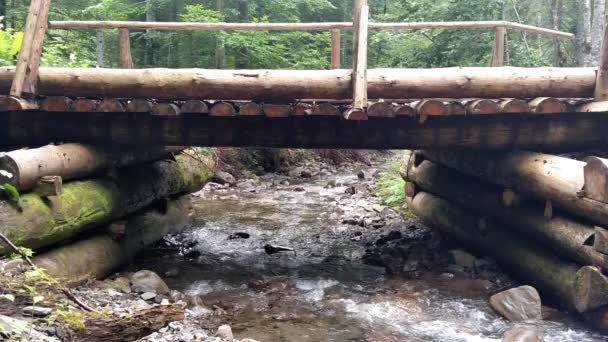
[0,152,213,254]
[34,195,192,286]
[405,149,608,323]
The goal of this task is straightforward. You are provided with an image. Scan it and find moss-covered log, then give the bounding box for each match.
[405,157,608,271]
[420,150,608,227]
[0,144,183,191]
[408,191,608,312]
[34,196,192,287]
[0,153,213,254]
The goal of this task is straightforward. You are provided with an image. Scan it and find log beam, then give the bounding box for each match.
[347,1,369,120]
[0,67,596,100]
[118,29,134,69]
[491,26,506,67]
[331,29,341,69]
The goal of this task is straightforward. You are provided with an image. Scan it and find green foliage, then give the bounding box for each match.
[375,160,406,208]
[0,183,23,211]
[0,29,23,66]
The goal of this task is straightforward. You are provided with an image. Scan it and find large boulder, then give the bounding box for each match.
[130,270,170,295]
[490,286,542,321]
[212,171,236,186]
[502,325,544,342]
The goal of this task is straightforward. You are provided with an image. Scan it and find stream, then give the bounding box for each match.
[131,156,606,342]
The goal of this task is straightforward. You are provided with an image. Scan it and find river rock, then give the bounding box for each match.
[357,170,365,179]
[502,325,544,342]
[141,292,157,301]
[130,270,170,295]
[212,171,237,186]
[113,277,132,293]
[216,324,234,341]
[22,306,53,317]
[449,249,477,268]
[490,286,542,321]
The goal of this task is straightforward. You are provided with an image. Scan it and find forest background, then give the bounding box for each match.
[0,1,606,71]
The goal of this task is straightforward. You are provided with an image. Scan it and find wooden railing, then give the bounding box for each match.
[49,19,575,70]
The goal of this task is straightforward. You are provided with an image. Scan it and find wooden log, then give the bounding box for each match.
[419,150,608,228]
[584,157,608,203]
[0,67,596,101]
[529,97,564,113]
[445,101,466,115]
[181,100,208,114]
[21,0,51,95]
[5,110,608,150]
[394,103,415,116]
[35,176,63,197]
[0,144,183,191]
[40,96,73,112]
[578,101,608,112]
[414,99,448,123]
[499,99,529,113]
[350,3,369,117]
[0,96,38,111]
[367,101,395,117]
[331,29,341,69]
[152,103,181,116]
[311,103,339,116]
[595,227,608,255]
[405,158,608,271]
[97,99,126,112]
[71,99,99,112]
[210,102,236,116]
[127,99,155,113]
[408,191,608,312]
[595,21,608,101]
[9,0,42,97]
[237,102,262,116]
[118,29,134,69]
[465,99,498,114]
[0,153,212,254]
[263,104,290,118]
[34,196,191,286]
[48,20,576,39]
[292,103,312,116]
[56,305,185,342]
[491,26,506,67]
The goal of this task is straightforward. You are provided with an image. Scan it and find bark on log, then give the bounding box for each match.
[0,67,596,101]
[408,191,608,312]
[0,144,182,191]
[405,158,608,270]
[57,305,185,342]
[420,150,608,227]
[0,153,213,254]
[34,195,191,286]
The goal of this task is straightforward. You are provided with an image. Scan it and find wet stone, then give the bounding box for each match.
[141,292,157,301]
[130,270,170,295]
[490,286,542,322]
[502,325,545,342]
[449,249,477,268]
[216,324,234,341]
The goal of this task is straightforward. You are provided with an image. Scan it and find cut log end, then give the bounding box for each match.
[415,99,448,123]
[238,102,262,116]
[343,108,368,120]
[210,102,236,117]
[152,103,181,116]
[40,96,72,112]
[292,103,312,116]
[127,99,155,113]
[574,266,608,313]
[466,99,499,114]
[595,227,608,255]
[35,175,63,197]
[583,157,608,203]
[181,100,209,114]
[312,103,339,116]
[72,99,99,112]
[0,96,38,111]
[367,101,395,117]
[97,99,126,112]
[445,101,466,115]
[263,104,290,118]
[529,97,564,113]
[394,103,415,116]
[499,99,529,113]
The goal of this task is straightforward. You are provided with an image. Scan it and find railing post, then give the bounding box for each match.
[10,0,52,97]
[331,29,341,69]
[345,0,369,120]
[491,26,506,67]
[119,28,134,69]
[595,23,608,101]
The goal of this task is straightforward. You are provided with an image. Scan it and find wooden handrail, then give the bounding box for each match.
[49,20,575,39]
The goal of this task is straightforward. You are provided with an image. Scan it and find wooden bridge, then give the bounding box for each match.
[3,0,608,151]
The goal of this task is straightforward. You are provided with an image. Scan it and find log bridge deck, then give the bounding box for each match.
[4,0,608,151]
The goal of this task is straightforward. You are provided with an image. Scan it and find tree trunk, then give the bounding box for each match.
[0,153,213,254]
[57,305,185,342]
[0,144,181,191]
[95,30,104,68]
[235,0,249,68]
[0,67,596,100]
[34,195,191,287]
[551,0,563,66]
[408,191,608,313]
[577,0,592,66]
[420,150,608,228]
[590,0,607,67]
[145,0,157,67]
[215,0,226,69]
[405,157,608,270]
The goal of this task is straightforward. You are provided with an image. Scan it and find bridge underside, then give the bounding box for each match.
[2,110,608,151]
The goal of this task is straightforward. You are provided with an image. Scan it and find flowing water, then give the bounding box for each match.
[132,161,606,342]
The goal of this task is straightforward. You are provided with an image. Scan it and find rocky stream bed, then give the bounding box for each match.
[1,152,606,341]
